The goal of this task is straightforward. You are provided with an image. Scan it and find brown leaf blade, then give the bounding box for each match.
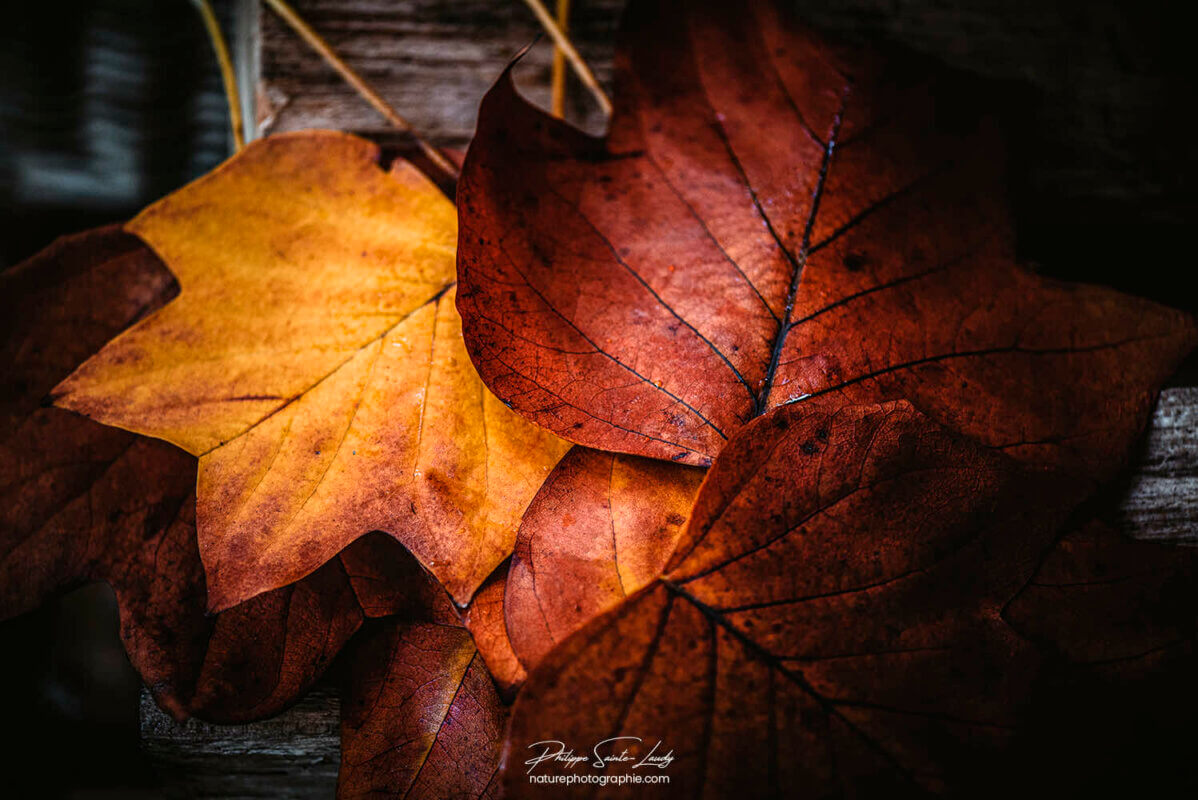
[462,561,528,697]
[51,132,568,609]
[0,228,427,723]
[1002,519,1198,670]
[339,619,504,800]
[456,0,1194,474]
[1,227,201,715]
[504,400,1196,795]
[506,446,703,672]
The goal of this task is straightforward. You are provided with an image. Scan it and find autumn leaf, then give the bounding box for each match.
[183,528,363,723]
[456,0,1194,477]
[1002,519,1198,671]
[339,568,504,799]
[51,131,569,610]
[505,400,1197,796]
[505,446,703,672]
[194,531,442,723]
[1,226,199,717]
[994,519,1198,796]
[461,560,528,696]
[0,228,416,722]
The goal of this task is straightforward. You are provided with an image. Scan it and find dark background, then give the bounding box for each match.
[1,0,1194,797]
[2,2,230,797]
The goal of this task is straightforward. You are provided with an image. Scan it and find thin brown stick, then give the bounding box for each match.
[190,0,245,150]
[520,0,612,116]
[550,0,571,118]
[261,0,458,182]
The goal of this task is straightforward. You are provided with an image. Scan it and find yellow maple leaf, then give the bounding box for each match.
[53,130,569,610]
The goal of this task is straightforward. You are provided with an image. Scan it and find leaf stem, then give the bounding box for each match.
[261,0,459,182]
[519,0,612,117]
[190,0,245,150]
[550,0,571,118]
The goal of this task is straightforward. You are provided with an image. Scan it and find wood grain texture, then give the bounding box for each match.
[257,0,622,147]
[1117,388,1198,543]
[140,687,340,799]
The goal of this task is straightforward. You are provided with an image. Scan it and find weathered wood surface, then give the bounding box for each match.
[141,388,1196,798]
[140,687,340,799]
[256,0,622,146]
[1115,388,1198,543]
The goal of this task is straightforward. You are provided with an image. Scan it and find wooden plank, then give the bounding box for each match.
[256,0,623,147]
[141,388,1196,795]
[140,687,340,799]
[1116,388,1198,544]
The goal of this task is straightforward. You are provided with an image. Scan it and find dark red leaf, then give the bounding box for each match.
[504,400,1196,796]
[457,0,1194,478]
[505,446,703,673]
[339,615,504,799]
[0,229,422,722]
[190,532,422,723]
[1003,519,1197,671]
[462,560,528,697]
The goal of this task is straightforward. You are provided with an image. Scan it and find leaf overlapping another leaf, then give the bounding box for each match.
[449,1,1198,794]
[505,401,1198,796]
[506,446,704,673]
[339,567,504,800]
[0,228,418,722]
[51,131,569,610]
[462,561,529,696]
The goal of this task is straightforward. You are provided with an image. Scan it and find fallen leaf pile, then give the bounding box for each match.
[2,0,1195,797]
